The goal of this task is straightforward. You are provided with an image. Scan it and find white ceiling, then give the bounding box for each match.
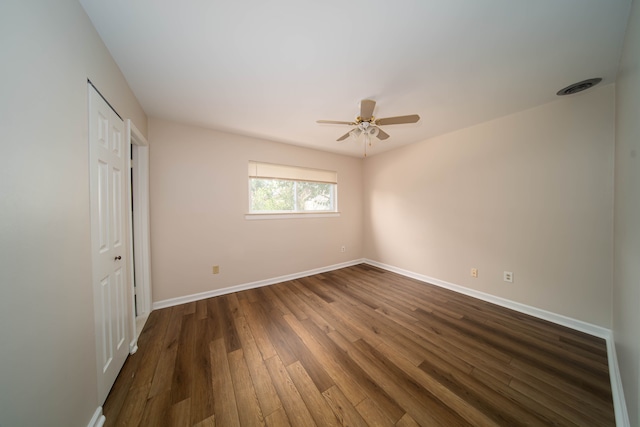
[80,0,631,157]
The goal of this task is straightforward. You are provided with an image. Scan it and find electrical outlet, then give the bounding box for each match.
[503,271,513,283]
[471,268,478,278]
[212,265,220,274]
[341,245,346,253]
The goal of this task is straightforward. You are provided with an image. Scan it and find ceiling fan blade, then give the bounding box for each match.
[336,131,352,142]
[360,99,376,121]
[317,120,355,125]
[375,114,420,126]
[376,128,390,140]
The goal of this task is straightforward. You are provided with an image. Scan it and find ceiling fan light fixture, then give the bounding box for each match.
[316,98,420,156]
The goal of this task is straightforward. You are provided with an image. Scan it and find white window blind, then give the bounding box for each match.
[248,161,337,184]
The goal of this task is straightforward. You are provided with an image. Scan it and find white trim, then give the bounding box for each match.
[126,119,152,354]
[245,212,340,220]
[87,407,105,427]
[129,341,139,355]
[152,259,364,310]
[126,123,135,355]
[362,259,629,427]
[606,333,630,427]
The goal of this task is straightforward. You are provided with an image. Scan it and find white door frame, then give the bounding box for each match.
[126,119,152,354]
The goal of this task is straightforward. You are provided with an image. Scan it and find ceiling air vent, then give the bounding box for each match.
[556,78,602,96]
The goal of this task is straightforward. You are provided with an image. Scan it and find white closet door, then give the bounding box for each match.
[88,84,129,404]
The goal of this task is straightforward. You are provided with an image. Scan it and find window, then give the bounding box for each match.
[248,161,337,215]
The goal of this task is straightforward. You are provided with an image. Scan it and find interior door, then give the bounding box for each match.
[88,84,129,404]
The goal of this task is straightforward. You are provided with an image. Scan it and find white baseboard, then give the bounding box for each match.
[152,259,365,310]
[606,334,631,427]
[129,339,139,355]
[363,259,629,427]
[87,407,105,427]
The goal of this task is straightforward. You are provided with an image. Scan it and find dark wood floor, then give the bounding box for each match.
[103,264,615,426]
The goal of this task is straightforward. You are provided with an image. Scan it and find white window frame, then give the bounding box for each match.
[245,161,340,220]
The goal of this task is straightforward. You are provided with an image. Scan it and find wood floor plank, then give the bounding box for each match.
[292,279,361,342]
[190,318,214,425]
[510,377,614,426]
[196,299,208,320]
[322,385,369,427]
[286,361,341,427]
[287,280,335,333]
[428,306,612,396]
[264,407,291,427]
[103,264,615,427]
[260,285,293,317]
[470,365,580,426]
[300,275,336,303]
[347,276,421,312]
[411,307,513,365]
[139,390,171,427]
[170,313,196,404]
[356,397,395,426]
[268,311,334,393]
[283,314,368,406]
[226,292,242,318]
[192,415,215,427]
[301,320,405,421]
[474,315,609,375]
[416,351,548,426]
[169,398,191,427]
[264,355,317,427]
[103,307,172,427]
[356,336,492,427]
[328,330,465,426]
[271,283,308,320]
[184,302,197,315]
[109,382,150,427]
[228,349,266,427]
[206,298,223,341]
[262,307,299,366]
[233,315,283,417]
[210,338,240,427]
[395,413,420,427]
[239,298,278,360]
[218,295,242,353]
[148,306,184,399]
[127,306,173,391]
[508,357,614,413]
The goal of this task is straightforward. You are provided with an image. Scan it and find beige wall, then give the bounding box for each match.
[148,118,363,303]
[614,0,640,424]
[0,1,147,426]
[363,84,615,327]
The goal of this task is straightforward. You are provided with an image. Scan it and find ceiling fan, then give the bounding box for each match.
[317,99,420,156]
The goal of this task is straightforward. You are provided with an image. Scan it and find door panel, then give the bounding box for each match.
[99,275,113,372]
[98,160,109,253]
[112,166,122,248]
[114,266,126,349]
[89,84,129,404]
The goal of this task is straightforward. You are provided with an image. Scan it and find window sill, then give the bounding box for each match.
[245,212,341,220]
